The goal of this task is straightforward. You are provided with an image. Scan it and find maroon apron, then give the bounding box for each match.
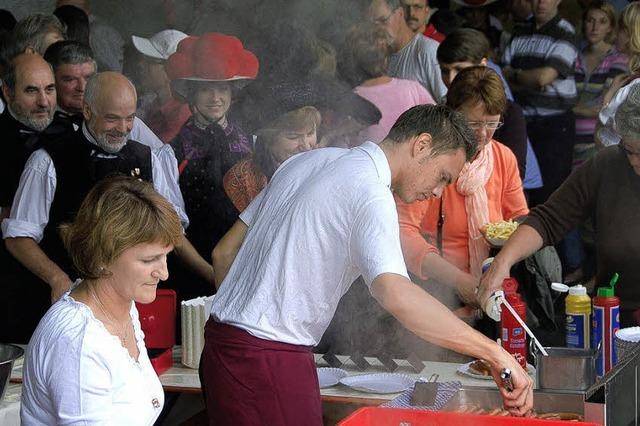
[200,320,323,425]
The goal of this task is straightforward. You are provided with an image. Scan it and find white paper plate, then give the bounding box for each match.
[457,361,535,380]
[317,367,348,388]
[339,373,416,394]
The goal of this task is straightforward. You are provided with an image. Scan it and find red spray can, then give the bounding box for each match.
[501,278,528,369]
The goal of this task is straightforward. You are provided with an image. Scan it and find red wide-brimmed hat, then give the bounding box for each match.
[166,32,259,101]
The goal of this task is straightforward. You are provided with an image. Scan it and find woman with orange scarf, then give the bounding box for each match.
[396,66,528,315]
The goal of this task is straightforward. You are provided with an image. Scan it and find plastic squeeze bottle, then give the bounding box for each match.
[592,273,620,377]
[551,283,592,349]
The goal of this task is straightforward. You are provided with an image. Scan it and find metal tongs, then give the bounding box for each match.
[498,295,549,357]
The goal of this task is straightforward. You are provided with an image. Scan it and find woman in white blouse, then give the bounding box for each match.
[21,176,183,425]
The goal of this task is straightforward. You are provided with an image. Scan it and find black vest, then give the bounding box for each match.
[0,109,73,207]
[41,130,153,276]
[0,109,75,273]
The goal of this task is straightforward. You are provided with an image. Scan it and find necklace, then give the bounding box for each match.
[89,284,130,346]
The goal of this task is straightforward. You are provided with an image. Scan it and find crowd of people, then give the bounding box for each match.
[1,0,639,424]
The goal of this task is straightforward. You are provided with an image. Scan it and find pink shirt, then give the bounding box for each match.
[354,78,435,144]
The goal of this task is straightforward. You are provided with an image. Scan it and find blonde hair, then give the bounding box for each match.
[620,2,640,73]
[254,106,322,178]
[60,176,183,279]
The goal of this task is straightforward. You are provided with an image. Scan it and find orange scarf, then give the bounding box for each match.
[456,141,494,277]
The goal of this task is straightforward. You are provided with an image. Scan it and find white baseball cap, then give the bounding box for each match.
[132,29,189,60]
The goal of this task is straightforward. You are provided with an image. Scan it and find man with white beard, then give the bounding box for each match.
[3,72,214,319]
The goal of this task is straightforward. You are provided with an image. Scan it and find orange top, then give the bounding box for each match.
[397,140,529,279]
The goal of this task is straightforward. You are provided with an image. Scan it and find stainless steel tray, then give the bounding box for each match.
[412,384,584,415]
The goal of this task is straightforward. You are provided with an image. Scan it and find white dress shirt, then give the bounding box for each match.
[2,123,188,243]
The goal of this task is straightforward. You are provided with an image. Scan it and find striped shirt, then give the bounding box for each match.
[503,16,578,117]
[574,46,627,136]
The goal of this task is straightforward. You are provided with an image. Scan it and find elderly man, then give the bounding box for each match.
[43,40,165,149]
[0,53,73,343]
[0,54,61,219]
[2,72,214,336]
[367,0,447,101]
[501,0,577,205]
[401,0,445,42]
[204,105,533,424]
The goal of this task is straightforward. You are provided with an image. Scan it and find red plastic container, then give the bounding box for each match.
[501,278,528,369]
[338,408,600,425]
[136,289,176,375]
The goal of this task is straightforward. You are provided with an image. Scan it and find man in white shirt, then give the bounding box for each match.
[203,105,534,425]
[3,72,214,312]
[367,0,447,101]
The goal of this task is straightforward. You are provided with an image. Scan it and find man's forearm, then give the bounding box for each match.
[373,274,501,363]
[174,234,215,285]
[5,237,71,287]
[372,273,534,416]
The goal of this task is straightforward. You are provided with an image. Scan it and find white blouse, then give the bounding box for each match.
[21,288,164,425]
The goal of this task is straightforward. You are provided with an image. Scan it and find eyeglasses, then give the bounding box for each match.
[467,121,504,130]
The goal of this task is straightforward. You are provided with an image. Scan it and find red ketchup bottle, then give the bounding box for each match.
[592,273,620,377]
[501,278,528,369]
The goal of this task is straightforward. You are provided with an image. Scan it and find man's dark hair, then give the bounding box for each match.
[430,9,464,37]
[386,104,477,161]
[12,14,66,55]
[54,5,90,46]
[44,40,95,71]
[436,28,490,65]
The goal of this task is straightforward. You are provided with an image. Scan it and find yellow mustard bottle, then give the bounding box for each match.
[565,284,592,349]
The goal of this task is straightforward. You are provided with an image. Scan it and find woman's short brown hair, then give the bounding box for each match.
[582,1,617,45]
[254,105,321,178]
[445,66,506,115]
[60,176,183,279]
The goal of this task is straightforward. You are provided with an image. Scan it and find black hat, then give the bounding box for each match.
[237,77,381,134]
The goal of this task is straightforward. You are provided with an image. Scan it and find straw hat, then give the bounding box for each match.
[166,32,259,102]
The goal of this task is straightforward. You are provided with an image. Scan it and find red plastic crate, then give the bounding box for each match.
[338,408,600,426]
